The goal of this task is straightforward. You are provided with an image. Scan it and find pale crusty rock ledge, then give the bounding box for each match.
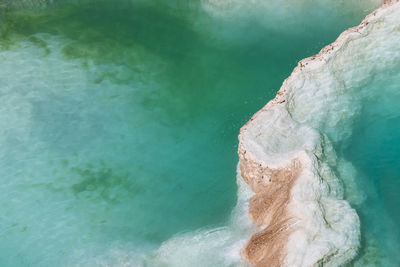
[238,0,400,266]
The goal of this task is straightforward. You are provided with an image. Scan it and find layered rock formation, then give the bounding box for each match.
[238,0,400,266]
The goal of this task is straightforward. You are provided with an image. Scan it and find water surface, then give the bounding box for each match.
[0,1,375,265]
[345,114,400,266]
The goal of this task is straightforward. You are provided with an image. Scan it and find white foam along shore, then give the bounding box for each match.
[238,0,400,266]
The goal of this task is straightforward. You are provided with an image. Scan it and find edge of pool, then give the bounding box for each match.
[237,0,399,266]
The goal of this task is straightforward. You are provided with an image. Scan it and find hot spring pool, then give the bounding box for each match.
[0,0,384,266]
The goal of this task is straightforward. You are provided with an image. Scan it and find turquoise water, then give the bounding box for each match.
[0,1,376,266]
[345,115,400,265]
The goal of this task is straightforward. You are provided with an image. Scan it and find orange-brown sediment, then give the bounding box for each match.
[239,146,301,267]
[238,1,399,265]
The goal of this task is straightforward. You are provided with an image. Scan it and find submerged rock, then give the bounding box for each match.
[238,0,400,266]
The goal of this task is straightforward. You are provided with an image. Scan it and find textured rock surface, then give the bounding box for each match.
[238,1,400,266]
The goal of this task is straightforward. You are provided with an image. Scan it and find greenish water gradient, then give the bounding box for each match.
[345,115,400,266]
[0,1,375,265]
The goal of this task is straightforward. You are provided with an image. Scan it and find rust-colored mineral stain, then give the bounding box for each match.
[239,155,301,267]
[243,218,297,267]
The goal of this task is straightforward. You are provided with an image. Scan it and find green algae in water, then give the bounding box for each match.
[0,0,377,266]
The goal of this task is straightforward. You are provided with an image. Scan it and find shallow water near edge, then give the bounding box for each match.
[344,114,400,266]
[0,0,377,266]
